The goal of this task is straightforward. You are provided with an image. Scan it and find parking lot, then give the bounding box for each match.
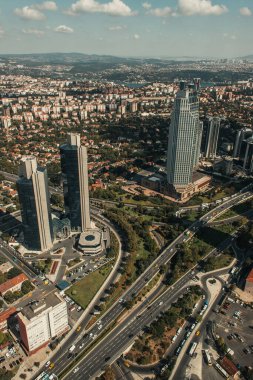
[63,256,114,322]
[0,340,25,373]
[215,295,253,366]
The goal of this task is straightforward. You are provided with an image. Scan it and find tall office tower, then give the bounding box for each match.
[167,83,203,196]
[60,133,91,232]
[242,137,253,173]
[204,117,221,159]
[233,128,253,158]
[16,157,53,252]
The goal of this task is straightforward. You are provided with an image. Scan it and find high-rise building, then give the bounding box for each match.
[233,128,253,158]
[17,293,68,355]
[60,133,91,232]
[242,137,253,173]
[167,84,203,196]
[17,157,53,252]
[204,117,221,159]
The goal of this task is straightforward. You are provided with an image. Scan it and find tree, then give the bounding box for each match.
[100,366,115,380]
[7,267,22,279]
[0,369,13,380]
[21,281,34,295]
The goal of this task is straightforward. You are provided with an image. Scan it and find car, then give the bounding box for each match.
[45,361,51,368]
[195,330,200,336]
[73,367,80,373]
[159,301,163,306]
[98,325,103,330]
[76,326,81,332]
[49,363,54,369]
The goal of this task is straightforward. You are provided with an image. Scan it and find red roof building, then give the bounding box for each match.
[0,273,28,296]
[245,268,253,295]
[219,356,239,377]
[0,307,17,331]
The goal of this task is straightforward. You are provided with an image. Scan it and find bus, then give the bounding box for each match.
[214,363,229,379]
[188,342,198,357]
[203,349,212,366]
[35,373,47,380]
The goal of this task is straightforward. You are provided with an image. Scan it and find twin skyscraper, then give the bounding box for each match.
[17,133,92,252]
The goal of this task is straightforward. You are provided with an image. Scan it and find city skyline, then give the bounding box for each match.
[0,0,253,58]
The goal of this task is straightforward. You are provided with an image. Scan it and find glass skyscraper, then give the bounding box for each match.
[167,83,203,193]
[60,133,91,232]
[17,157,53,251]
[204,117,220,159]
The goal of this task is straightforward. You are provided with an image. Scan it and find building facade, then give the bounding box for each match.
[204,117,220,159]
[60,133,91,232]
[242,137,253,173]
[233,127,253,158]
[167,82,203,198]
[16,157,53,251]
[17,293,68,355]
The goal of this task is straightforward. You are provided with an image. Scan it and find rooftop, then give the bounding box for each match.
[21,292,64,320]
[219,356,238,376]
[0,307,17,324]
[246,268,253,283]
[79,229,102,248]
[0,273,28,294]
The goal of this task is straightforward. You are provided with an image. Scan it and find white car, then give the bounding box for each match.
[73,367,79,373]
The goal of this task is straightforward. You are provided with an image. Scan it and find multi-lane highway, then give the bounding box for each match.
[39,188,253,379]
[63,231,238,380]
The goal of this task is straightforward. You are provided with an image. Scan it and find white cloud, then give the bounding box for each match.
[148,7,174,17]
[240,7,252,16]
[14,6,45,20]
[108,25,125,30]
[35,2,58,11]
[22,28,45,36]
[54,25,74,33]
[133,33,140,39]
[14,2,57,20]
[69,0,136,16]
[142,2,151,9]
[178,0,228,16]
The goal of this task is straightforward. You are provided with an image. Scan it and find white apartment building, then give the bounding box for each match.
[17,292,68,355]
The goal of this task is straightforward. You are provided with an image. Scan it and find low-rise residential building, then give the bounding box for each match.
[17,292,69,355]
[0,273,28,296]
[0,307,17,331]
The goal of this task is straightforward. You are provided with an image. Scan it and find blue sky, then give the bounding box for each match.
[0,0,252,57]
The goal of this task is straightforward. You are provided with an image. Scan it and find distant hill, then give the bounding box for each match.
[0,52,198,66]
[240,54,253,61]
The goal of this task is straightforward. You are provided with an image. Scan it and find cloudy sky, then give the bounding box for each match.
[0,0,252,58]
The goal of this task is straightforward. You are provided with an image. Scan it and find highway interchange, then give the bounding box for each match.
[39,187,253,379]
[1,168,252,379]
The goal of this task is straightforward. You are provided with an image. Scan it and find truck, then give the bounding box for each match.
[69,345,76,353]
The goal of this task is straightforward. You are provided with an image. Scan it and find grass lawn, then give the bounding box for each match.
[202,252,234,272]
[65,264,112,309]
